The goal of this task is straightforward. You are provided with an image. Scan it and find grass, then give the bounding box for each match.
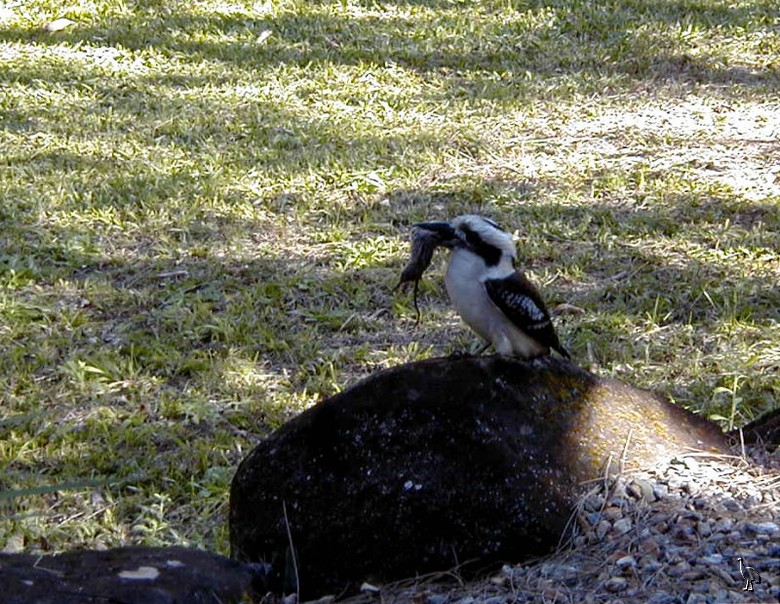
[1,0,779,558]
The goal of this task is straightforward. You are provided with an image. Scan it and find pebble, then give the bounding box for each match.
[584,494,604,512]
[747,521,778,534]
[653,484,669,500]
[634,479,656,502]
[698,553,723,565]
[647,592,678,604]
[613,517,632,535]
[596,520,611,539]
[712,518,733,532]
[604,577,628,592]
[665,562,689,577]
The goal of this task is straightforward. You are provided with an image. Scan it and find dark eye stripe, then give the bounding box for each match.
[460,226,501,266]
[461,226,483,247]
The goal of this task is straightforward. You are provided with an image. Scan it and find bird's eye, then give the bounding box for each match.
[460,227,484,247]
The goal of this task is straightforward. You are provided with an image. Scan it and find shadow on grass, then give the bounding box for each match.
[4,0,778,559]
[388,181,780,414]
[2,0,778,96]
[0,209,395,547]
[0,53,448,195]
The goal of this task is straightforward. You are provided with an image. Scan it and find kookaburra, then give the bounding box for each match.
[415,214,570,359]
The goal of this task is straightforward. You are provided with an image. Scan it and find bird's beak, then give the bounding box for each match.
[413,221,457,248]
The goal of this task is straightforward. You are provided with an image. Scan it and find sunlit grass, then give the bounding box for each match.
[1,0,779,558]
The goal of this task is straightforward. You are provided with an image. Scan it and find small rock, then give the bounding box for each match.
[626,481,643,500]
[584,494,604,512]
[712,518,734,533]
[635,479,656,502]
[653,484,669,500]
[671,524,697,542]
[664,548,684,564]
[611,482,628,498]
[360,582,381,594]
[603,577,627,593]
[586,512,601,526]
[699,553,723,565]
[489,574,507,586]
[642,537,662,555]
[615,555,636,570]
[667,477,683,491]
[666,562,690,577]
[647,593,677,604]
[613,518,632,535]
[755,533,771,542]
[746,521,779,534]
[743,494,761,507]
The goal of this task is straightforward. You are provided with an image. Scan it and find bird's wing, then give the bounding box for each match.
[484,272,570,358]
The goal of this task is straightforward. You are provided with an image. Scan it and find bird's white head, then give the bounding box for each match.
[450,215,516,262]
[413,214,517,267]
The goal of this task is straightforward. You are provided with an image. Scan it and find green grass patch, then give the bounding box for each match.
[1,0,779,556]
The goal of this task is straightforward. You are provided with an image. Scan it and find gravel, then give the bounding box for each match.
[334,445,780,604]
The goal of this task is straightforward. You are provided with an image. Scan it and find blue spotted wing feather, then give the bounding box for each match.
[484,272,570,358]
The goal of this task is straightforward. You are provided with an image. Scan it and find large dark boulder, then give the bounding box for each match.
[735,406,780,445]
[1,546,269,604]
[229,356,728,598]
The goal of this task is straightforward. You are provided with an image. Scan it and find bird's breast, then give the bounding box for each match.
[444,251,497,339]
